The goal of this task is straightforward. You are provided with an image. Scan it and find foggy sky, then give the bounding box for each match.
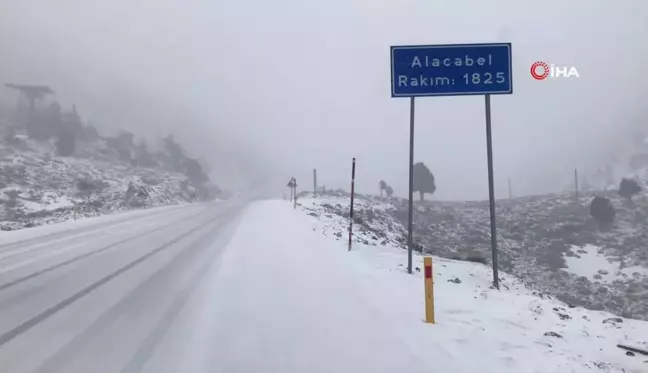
[1,0,646,200]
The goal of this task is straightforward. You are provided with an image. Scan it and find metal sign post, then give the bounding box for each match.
[485,94,499,288]
[293,178,297,209]
[288,179,294,202]
[407,97,415,274]
[390,43,513,288]
[287,177,297,208]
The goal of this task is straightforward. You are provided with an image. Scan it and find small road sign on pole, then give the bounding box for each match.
[390,43,513,288]
[287,178,294,202]
[287,177,297,208]
[293,178,297,209]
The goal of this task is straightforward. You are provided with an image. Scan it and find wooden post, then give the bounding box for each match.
[348,158,356,251]
[424,257,435,324]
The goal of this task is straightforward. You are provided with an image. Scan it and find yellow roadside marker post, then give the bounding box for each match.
[424,257,435,324]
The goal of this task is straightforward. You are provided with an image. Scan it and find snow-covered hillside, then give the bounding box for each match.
[297,191,648,323]
[1,131,220,231]
[292,197,648,372]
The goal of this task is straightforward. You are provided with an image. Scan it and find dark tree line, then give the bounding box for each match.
[379,161,437,201]
[379,180,394,198]
[3,83,211,186]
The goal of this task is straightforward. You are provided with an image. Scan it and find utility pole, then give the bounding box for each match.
[508,177,512,200]
[313,169,317,196]
[574,168,579,200]
[348,158,356,251]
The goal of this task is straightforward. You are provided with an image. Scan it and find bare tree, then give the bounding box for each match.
[385,185,394,198]
[379,180,387,197]
[5,84,54,112]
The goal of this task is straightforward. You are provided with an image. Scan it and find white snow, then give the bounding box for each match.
[0,202,203,245]
[18,195,75,213]
[304,195,396,211]
[180,199,648,373]
[563,244,648,284]
[43,194,74,210]
[1,134,219,232]
[298,196,406,245]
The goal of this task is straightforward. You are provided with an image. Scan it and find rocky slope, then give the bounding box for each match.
[299,196,648,372]
[0,131,220,231]
[299,186,648,321]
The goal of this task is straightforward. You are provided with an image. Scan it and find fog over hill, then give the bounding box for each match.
[1,1,647,200]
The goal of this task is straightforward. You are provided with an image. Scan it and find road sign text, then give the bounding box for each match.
[390,43,513,97]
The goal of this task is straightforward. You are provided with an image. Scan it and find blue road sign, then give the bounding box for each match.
[390,43,513,97]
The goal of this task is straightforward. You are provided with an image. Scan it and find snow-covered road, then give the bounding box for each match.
[0,198,439,373]
[0,201,247,373]
[1,199,646,373]
[0,200,433,373]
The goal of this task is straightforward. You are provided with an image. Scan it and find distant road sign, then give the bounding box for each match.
[390,43,513,97]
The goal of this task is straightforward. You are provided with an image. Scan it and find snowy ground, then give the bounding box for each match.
[1,197,647,372]
[299,192,648,321]
[1,137,217,232]
[284,197,648,372]
[563,244,648,285]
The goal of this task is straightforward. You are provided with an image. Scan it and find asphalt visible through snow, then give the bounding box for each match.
[0,201,246,373]
[0,199,442,373]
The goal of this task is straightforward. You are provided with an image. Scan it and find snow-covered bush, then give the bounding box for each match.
[619,178,641,200]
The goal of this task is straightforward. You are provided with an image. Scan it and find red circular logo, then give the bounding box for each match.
[530,61,549,80]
